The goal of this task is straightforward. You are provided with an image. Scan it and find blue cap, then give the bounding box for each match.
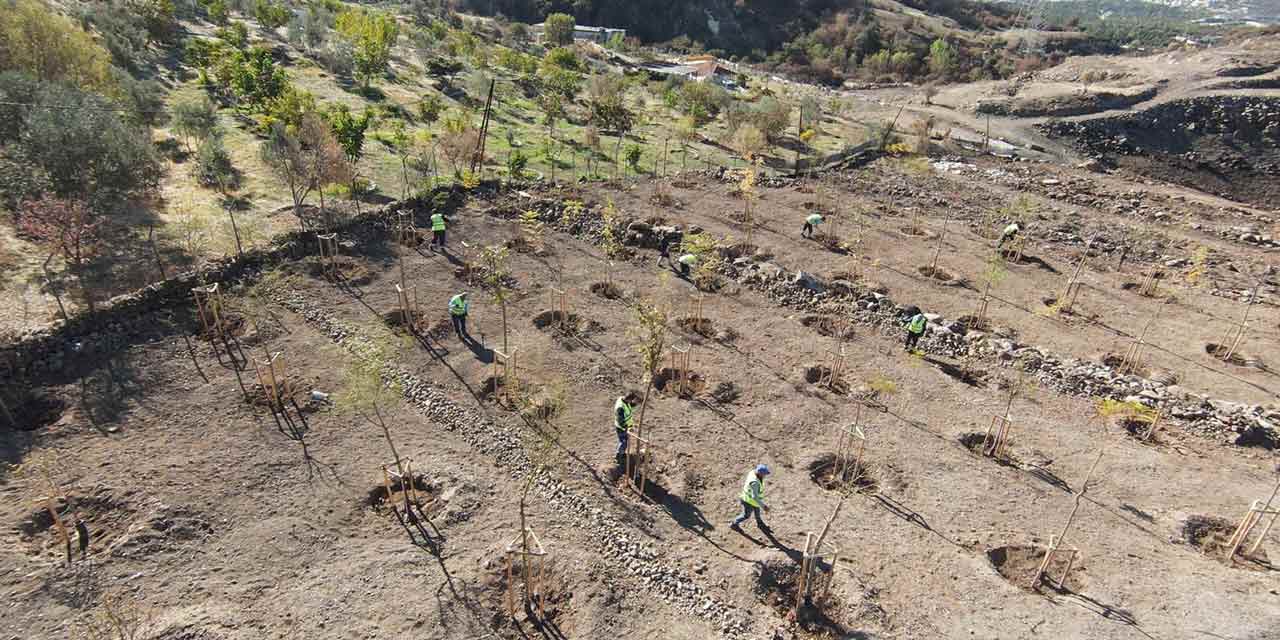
[756,464,771,476]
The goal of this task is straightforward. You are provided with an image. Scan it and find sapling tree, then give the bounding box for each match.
[78,589,154,640]
[629,299,669,452]
[738,161,759,244]
[518,210,546,255]
[974,252,1008,329]
[337,324,413,509]
[481,244,513,354]
[600,198,626,261]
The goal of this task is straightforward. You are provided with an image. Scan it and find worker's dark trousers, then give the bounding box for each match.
[656,253,670,267]
[733,500,766,528]
[680,263,690,277]
[905,330,923,351]
[451,314,467,337]
[616,428,629,457]
[802,222,813,237]
[998,233,1012,248]
[433,229,446,249]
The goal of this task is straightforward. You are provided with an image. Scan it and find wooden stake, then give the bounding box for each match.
[1032,450,1103,586]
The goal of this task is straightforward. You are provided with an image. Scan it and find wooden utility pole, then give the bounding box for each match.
[472,79,496,175]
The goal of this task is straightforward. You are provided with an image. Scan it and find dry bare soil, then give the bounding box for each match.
[4,153,1280,639]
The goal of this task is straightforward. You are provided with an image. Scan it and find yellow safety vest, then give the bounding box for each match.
[614,396,634,431]
[908,314,926,334]
[740,471,764,507]
[431,213,446,231]
[449,294,468,316]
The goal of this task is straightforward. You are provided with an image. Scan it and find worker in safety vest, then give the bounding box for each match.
[677,253,698,278]
[802,212,824,239]
[613,391,641,464]
[656,234,674,269]
[997,221,1020,248]
[430,211,448,251]
[448,292,469,339]
[730,464,772,534]
[904,310,927,352]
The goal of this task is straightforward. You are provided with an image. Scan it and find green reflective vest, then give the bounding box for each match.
[1002,223,1019,237]
[806,213,824,226]
[740,471,764,507]
[678,254,698,266]
[614,396,634,431]
[908,314,926,334]
[431,213,446,231]
[449,294,468,316]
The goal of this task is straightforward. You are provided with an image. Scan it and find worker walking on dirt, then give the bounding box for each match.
[997,221,1021,248]
[448,292,470,339]
[430,211,448,251]
[656,235,674,269]
[730,464,772,534]
[613,391,641,464]
[904,310,927,352]
[802,213,824,239]
[677,253,698,278]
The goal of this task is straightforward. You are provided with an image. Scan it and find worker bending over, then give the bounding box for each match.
[613,391,641,464]
[997,221,1020,248]
[802,213,824,239]
[677,253,698,278]
[730,464,772,534]
[448,292,470,340]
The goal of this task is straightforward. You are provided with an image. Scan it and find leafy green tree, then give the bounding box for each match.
[2,77,160,211]
[587,74,634,169]
[193,136,238,192]
[928,38,955,77]
[254,0,290,30]
[326,103,373,211]
[205,0,229,25]
[260,113,349,231]
[336,7,400,88]
[171,95,221,152]
[543,12,574,46]
[218,46,288,110]
[542,46,581,72]
[417,94,444,124]
[0,0,117,94]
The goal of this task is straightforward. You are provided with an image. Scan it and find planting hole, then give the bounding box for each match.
[678,316,715,338]
[10,391,66,432]
[653,367,707,397]
[753,557,851,638]
[803,365,849,394]
[987,544,1087,593]
[808,453,877,493]
[918,266,956,283]
[1205,343,1248,367]
[801,315,856,340]
[532,310,580,331]
[589,281,622,299]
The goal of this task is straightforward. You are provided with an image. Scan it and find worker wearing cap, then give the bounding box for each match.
[730,464,772,534]
[677,253,698,278]
[802,212,824,239]
[448,292,469,339]
[613,391,641,464]
[997,221,1020,248]
[430,211,448,250]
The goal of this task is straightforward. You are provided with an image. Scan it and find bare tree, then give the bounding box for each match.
[260,113,350,232]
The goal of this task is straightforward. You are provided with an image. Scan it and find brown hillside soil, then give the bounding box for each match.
[4,159,1280,640]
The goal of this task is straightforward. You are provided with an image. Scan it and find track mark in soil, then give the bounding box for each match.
[987,544,1087,593]
[807,453,877,494]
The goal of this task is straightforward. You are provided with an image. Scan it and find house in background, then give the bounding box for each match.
[532,22,627,44]
[641,54,740,90]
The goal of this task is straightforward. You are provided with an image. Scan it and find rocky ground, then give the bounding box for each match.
[3,145,1279,640]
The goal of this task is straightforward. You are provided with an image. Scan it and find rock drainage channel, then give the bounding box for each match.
[271,290,754,638]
